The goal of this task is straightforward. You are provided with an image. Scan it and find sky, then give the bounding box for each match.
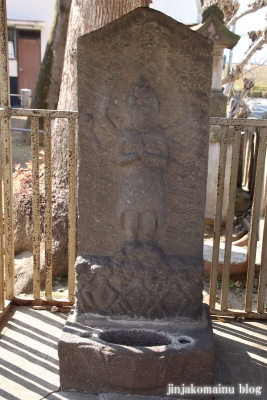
[151,0,201,24]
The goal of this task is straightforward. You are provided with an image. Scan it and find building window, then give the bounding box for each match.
[8,27,16,59]
[17,29,41,39]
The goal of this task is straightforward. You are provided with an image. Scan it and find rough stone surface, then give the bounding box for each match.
[204,242,248,278]
[77,7,213,260]
[235,187,251,212]
[59,307,214,399]
[14,247,46,295]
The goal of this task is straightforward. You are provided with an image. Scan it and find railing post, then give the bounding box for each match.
[0,0,14,301]
[31,117,41,299]
[209,126,228,309]
[44,117,53,300]
[221,127,242,310]
[0,119,4,310]
[20,89,32,108]
[245,127,267,312]
[68,118,77,302]
[0,0,10,109]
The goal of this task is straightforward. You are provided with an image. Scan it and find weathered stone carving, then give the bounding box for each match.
[77,7,213,258]
[74,7,214,320]
[116,76,168,245]
[59,8,214,397]
[75,250,203,319]
[86,76,168,247]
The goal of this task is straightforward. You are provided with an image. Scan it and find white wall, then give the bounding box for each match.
[7,0,55,60]
[151,0,201,24]
[9,59,17,76]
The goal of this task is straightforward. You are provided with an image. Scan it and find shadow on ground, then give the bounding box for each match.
[0,306,266,399]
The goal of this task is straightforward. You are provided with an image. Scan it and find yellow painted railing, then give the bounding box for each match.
[0,0,266,319]
[209,118,267,319]
[0,109,77,313]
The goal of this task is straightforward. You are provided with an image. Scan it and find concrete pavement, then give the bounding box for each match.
[0,306,266,400]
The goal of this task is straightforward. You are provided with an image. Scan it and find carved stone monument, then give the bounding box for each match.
[59,7,214,398]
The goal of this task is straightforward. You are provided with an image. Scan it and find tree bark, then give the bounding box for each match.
[51,0,151,275]
[33,0,71,111]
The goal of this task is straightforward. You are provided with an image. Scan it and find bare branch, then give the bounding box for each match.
[228,78,254,118]
[227,1,267,28]
[222,29,267,85]
[202,0,240,23]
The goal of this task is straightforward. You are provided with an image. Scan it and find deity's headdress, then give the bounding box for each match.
[128,76,159,111]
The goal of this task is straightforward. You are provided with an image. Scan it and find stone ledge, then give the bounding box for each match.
[59,306,214,399]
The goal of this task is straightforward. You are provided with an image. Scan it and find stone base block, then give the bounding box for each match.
[59,306,214,399]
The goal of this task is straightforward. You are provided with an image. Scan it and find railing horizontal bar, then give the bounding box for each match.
[31,117,41,300]
[209,126,228,309]
[11,108,77,118]
[11,127,44,133]
[210,309,267,319]
[8,113,264,125]
[12,297,74,307]
[211,117,267,127]
[221,127,242,311]
[44,117,53,300]
[245,127,267,312]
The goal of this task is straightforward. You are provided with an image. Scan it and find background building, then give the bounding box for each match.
[6,0,203,106]
[7,0,55,105]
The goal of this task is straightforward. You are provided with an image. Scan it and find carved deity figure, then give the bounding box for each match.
[116,77,168,244]
[86,76,191,248]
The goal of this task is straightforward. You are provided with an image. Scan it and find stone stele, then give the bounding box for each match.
[59,7,215,398]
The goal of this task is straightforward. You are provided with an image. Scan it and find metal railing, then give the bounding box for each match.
[1,114,266,319]
[209,117,267,319]
[0,109,77,314]
[0,0,266,319]
[10,88,32,108]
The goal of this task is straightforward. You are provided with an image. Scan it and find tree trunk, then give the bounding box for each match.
[35,0,71,111]
[20,0,71,143]
[51,0,151,276]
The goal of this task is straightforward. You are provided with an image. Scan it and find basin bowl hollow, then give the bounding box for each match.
[98,329,172,347]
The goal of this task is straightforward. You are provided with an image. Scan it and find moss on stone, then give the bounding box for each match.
[202,5,224,24]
